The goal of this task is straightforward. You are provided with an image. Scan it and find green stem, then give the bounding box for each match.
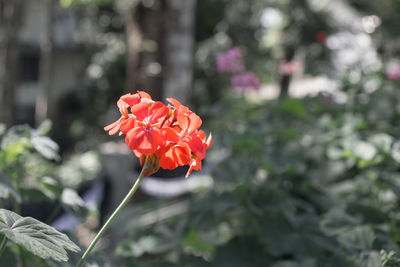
[0,236,8,256]
[19,246,26,267]
[76,160,148,267]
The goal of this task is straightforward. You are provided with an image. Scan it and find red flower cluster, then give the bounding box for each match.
[104,91,212,177]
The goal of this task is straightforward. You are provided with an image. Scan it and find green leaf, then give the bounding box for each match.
[320,209,359,236]
[20,188,51,203]
[212,237,269,267]
[337,226,375,251]
[1,125,32,149]
[280,98,307,118]
[0,209,80,262]
[61,188,88,219]
[0,172,21,203]
[1,142,31,164]
[368,133,393,153]
[60,0,73,7]
[31,136,60,161]
[391,141,400,163]
[35,120,52,136]
[182,229,215,253]
[40,176,63,200]
[258,212,297,256]
[116,235,178,258]
[350,141,377,161]
[359,251,381,267]
[381,250,400,267]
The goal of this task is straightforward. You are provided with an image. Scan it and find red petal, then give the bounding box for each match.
[137,91,152,100]
[167,98,181,109]
[168,98,190,118]
[185,158,202,178]
[206,133,212,149]
[149,102,169,123]
[104,118,122,135]
[159,142,190,169]
[187,135,205,159]
[126,127,163,154]
[120,93,140,106]
[173,142,191,165]
[117,99,129,118]
[119,117,136,134]
[159,153,178,170]
[198,130,206,141]
[134,150,142,159]
[130,101,168,125]
[161,113,174,128]
[162,127,180,143]
[130,102,150,121]
[187,113,202,134]
[177,112,189,133]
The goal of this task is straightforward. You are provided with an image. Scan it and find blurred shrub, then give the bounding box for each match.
[114,80,400,266]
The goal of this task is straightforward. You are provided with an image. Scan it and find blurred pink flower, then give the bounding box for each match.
[279,60,301,76]
[216,47,245,74]
[231,71,261,91]
[386,64,400,81]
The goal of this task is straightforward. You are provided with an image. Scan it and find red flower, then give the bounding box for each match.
[316,31,326,43]
[104,91,153,136]
[104,91,212,177]
[125,101,169,155]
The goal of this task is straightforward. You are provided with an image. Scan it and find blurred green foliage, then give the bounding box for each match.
[110,77,400,266]
[0,122,102,266]
[0,121,98,212]
[3,0,400,265]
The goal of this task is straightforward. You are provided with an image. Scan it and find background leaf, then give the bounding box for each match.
[0,172,21,203]
[31,136,60,161]
[61,188,88,219]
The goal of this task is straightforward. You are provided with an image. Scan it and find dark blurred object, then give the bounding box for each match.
[279,46,295,98]
[0,0,23,127]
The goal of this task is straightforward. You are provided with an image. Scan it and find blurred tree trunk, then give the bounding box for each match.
[163,0,196,105]
[124,3,165,100]
[124,7,142,93]
[279,46,295,99]
[137,2,165,101]
[35,0,54,125]
[0,0,23,126]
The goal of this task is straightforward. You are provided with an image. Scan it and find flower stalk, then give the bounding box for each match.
[79,91,212,266]
[76,158,149,267]
[0,236,8,256]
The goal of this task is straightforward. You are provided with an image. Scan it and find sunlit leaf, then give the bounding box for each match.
[61,188,88,219]
[1,125,32,149]
[182,229,215,253]
[31,136,60,161]
[0,172,21,203]
[35,120,52,136]
[0,209,80,262]
[380,250,400,267]
[40,176,63,200]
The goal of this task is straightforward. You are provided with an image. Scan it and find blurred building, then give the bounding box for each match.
[0,0,85,124]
